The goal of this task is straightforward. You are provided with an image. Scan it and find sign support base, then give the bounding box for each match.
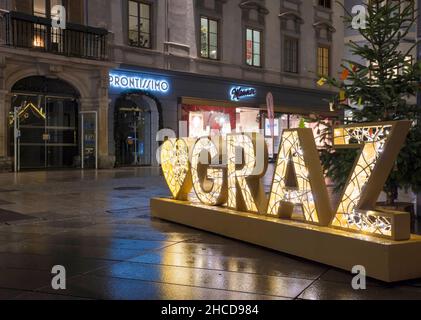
[151,197,421,283]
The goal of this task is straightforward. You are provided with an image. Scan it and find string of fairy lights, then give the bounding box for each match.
[332,124,393,237]
[267,130,320,224]
[227,134,260,213]
[161,122,409,240]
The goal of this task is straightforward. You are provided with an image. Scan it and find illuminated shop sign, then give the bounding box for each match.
[109,73,170,93]
[230,86,257,101]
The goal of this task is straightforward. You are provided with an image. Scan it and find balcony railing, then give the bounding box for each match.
[0,11,108,60]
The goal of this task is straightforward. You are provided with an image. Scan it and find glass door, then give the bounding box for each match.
[14,95,47,170]
[46,97,79,168]
[11,94,79,171]
[117,108,151,166]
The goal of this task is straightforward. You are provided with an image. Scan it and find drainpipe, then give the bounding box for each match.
[165,0,169,69]
[417,0,421,218]
[85,0,89,26]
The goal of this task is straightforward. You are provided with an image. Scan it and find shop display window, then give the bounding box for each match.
[182,105,335,150]
[182,105,236,138]
[236,108,260,133]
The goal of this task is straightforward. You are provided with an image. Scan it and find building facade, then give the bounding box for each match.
[0,0,344,170]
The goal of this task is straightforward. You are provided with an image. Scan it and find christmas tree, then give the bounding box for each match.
[319,0,421,205]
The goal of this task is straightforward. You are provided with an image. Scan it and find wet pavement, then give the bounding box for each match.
[0,168,419,300]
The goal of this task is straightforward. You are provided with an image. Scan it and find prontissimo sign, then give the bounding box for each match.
[109,73,170,93]
[160,121,412,241]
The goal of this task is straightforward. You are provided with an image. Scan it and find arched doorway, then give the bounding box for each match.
[114,92,161,166]
[9,76,80,170]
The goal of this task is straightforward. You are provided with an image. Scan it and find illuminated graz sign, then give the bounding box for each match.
[230,86,257,101]
[160,121,412,241]
[109,73,170,93]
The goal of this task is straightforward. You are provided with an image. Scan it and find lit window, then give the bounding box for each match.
[129,1,152,49]
[317,46,330,77]
[402,55,413,74]
[284,37,299,73]
[370,55,413,80]
[200,17,219,60]
[33,0,63,18]
[246,28,262,67]
[33,0,47,17]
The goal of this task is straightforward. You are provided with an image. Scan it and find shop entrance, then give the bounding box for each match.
[10,77,80,171]
[115,93,160,167]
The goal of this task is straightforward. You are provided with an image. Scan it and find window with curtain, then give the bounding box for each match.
[128,0,152,49]
[246,28,262,67]
[200,17,219,60]
[317,46,330,77]
[284,37,299,73]
[32,0,64,18]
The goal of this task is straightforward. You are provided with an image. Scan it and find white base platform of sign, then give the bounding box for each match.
[151,197,421,283]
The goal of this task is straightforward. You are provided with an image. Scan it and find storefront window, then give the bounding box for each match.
[183,105,335,150]
[184,106,234,138]
[236,108,260,133]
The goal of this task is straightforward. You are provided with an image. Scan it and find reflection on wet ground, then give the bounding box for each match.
[0,167,418,300]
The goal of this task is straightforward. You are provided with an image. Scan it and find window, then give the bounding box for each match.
[317,46,330,77]
[371,55,413,80]
[246,28,262,67]
[284,37,299,73]
[200,17,219,60]
[128,1,152,49]
[369,0,414,16]
[318,0,331,9]
[33,0,63,18]
[33,0,47,17]
[402,55,413,74]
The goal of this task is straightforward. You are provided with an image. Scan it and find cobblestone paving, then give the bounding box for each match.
[0,168,418,300]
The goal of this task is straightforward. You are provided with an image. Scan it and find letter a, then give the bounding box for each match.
[352,5,367,30]
[51,5,67,30]
[51,265,66,290]
[267,129,332,225]
[352,265,367,290]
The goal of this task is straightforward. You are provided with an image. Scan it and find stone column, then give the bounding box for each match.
[0,90,8,157]
[151,107,160,166]
[0,91,13,170]
[98,95,115,169]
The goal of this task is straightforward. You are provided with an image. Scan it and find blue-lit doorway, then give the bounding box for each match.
[114,92,159,166]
